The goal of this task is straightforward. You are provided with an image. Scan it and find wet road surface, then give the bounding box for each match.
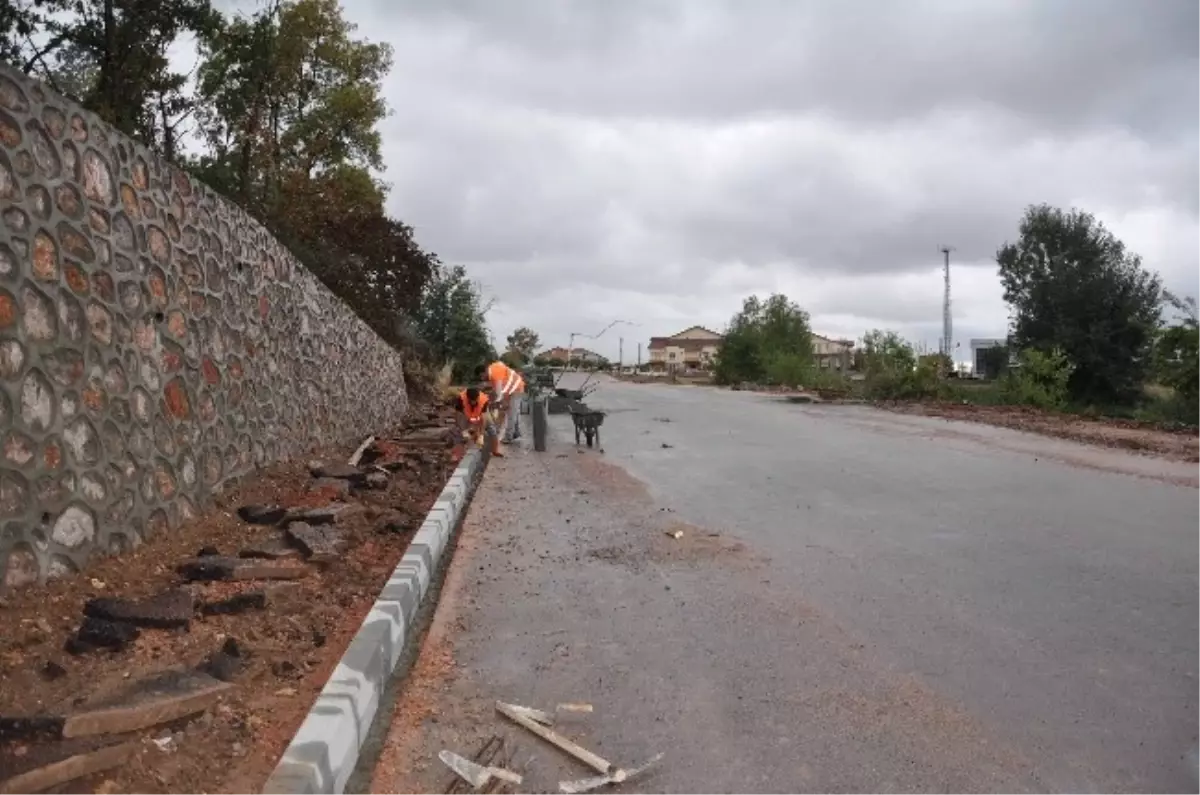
[367,376,1198,793]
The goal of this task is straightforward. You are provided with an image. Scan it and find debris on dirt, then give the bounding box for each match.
[439,748,523,789]
[557,703,593,714]
[176,556,309,583]
[39,661,66,681]
[665,530,683,539]
[0,737,141,795]
[197,638,245,683]
[0,400,461,794]
[0,716,65,742]
[284,503,352,526]
[284,523,345,563]
[307,461,367,484]
[238,538,301,561]
[365,471,390,490]
[236,505,288,525]
[63,669,233,739]
[660,443,673,449]
[348,436,377,467]
[309,477,353,499]
[83,589,194,629]
[198,591,266,617]
[67,617,141,654]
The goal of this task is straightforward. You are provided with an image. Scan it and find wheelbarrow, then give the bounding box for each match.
[570,405,605,448]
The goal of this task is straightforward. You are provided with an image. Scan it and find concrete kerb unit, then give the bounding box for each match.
[262,446,487,794]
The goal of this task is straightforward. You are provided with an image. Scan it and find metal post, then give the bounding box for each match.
[618,337,623,372]
[532,397,548,452]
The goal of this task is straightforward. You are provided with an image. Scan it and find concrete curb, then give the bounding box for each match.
[262,446,487,794]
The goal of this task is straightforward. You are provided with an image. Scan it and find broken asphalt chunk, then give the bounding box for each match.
[239,538,301,561]
[236,504,287,525]
[364,471,389,490]
[62,669,233,739]
[285,522,344,563]
[66,617,140,654]
[307,461,367,483]
[196,638,244,682]
[176,556,308,582]
[283,503,352,526]
[83,588,193,629]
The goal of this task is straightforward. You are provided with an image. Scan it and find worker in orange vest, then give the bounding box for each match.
[478,360,525,455]
[454,386,498,454]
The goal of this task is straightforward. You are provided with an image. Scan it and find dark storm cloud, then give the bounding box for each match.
[350,0,1198,354]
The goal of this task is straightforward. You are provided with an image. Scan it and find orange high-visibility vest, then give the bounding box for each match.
[459,390,489,423]
[486,362,525,397]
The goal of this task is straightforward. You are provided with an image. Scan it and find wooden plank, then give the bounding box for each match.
[494,701,612,775]
[63,670,233,739]
[0,739,140,794]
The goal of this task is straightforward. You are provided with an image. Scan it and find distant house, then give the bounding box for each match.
[812,334,855,370]
[536,346,603,366]
[646,326,854,372]
[969,338,1008,378]
[647,326,724,371]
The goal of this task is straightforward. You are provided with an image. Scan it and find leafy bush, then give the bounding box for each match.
[1001,347,1074,410]
[763,351,812,389]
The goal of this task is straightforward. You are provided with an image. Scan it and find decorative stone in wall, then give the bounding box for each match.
[0,65,409,589]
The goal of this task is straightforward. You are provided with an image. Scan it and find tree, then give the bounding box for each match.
[1153,290,1199,418]
[412,264,495,383]
[996,204,1163,406]
[505,327,540,366]
[712,294,813,385]
[860,330,916,376]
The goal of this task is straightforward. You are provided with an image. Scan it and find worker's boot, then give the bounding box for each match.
[490,434,504,457]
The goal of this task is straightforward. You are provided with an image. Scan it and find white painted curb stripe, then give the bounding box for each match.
[263,446,486,794]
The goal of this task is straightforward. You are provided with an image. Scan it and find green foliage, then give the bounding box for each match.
[3,0,477,375]
[857,330,945,400]
[1000,347,1074,410]
[996,204,1163,406]
[505,327,540,366]
[1152,291,1199,421]
[712,294,813,385]
[763,351,810,388]
[412,264,495,384]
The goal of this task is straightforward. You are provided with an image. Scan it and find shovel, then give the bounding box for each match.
[559,752,665,794]
[439,750,523,789]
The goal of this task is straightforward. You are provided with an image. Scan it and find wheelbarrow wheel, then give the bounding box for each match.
[585,429,594,448]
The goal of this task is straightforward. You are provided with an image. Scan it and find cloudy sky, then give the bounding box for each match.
[208,0,1200,361]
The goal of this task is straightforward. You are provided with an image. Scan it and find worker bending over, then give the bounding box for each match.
[454,387,498,454]
[478,360,525,454]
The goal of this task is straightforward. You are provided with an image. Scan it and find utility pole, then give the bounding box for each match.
[618,337,623,372]
[939,245,954,372]
[637,343,642,371]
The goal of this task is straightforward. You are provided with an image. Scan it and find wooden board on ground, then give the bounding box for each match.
[63,669,233,739]
[0,738,141,794]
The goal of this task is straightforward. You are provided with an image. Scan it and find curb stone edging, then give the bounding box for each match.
[262,446,487,794]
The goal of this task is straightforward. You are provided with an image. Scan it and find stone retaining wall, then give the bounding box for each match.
[0,65,409,589]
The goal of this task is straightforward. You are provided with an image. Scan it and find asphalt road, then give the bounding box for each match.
[368,376,1198,794]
